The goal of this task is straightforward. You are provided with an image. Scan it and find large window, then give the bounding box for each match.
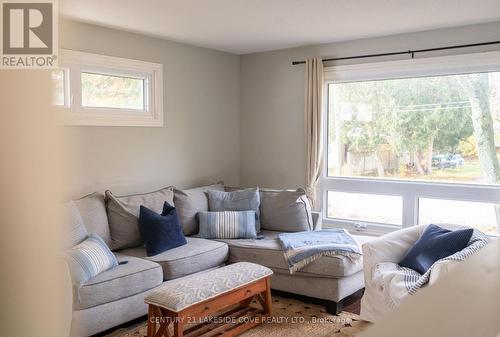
[322,52,500,235]
[54,50,163,127]
[328,73,500,184]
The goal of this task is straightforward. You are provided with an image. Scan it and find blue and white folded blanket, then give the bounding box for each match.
[278,229,362,273]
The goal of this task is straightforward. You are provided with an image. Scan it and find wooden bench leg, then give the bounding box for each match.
[147,305,156,337]
[263,277,272,315]
[149,306,171,337]
[173,313,183,337]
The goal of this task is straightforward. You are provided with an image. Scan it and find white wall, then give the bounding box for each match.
[61,20,240,197]
[240,22,500,189]
[61,19,500,196]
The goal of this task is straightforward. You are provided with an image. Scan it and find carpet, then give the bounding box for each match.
[104,296,370,337]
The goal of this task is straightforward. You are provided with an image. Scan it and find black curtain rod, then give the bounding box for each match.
[291,40,500,65]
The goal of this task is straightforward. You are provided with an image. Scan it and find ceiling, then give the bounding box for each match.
[60,0,500,54]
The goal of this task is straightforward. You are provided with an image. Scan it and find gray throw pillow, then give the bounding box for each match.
[208,188,261,232]
[61,201,88,249]
[105,187,174,250]
[74,192,111,247]
[260,188,313,232]
[173,183,224,235]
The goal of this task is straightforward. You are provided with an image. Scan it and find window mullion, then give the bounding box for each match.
[402,191,418,228]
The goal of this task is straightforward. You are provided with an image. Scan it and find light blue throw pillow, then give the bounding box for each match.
[65,234,118,288]
[198,211,257,239]
[207,188,261,232]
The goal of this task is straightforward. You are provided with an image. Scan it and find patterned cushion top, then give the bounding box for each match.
[144,262,272,312]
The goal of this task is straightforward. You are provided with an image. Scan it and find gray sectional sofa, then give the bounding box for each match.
[67,186,365,337]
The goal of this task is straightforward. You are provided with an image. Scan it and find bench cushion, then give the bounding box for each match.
[75,253,162,310]
[217,230,365,278]
[120,237,228,280]
[145,262,272,312]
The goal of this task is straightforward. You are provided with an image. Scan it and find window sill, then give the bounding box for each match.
[322,218,500,238]
[322,219,400,237]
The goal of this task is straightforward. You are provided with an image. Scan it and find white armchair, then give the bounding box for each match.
[360,223,465,322]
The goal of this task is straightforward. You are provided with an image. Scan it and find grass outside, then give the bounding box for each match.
[329,154,500,184]
[401,160,484,183]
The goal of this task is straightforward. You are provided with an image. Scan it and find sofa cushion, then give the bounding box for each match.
[105,187,175,250]
[62,201,88,249]
[120,237,228,280]
[74,253,162,310]
[173,183,224,235]
[74,192,111,246]
[216,230,363,278]
[208,188,261,232]
[259,189,313,232]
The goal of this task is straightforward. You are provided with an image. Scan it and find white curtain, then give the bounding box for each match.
[304,58,324,209]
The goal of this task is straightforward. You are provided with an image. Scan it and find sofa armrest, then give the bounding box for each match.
[62,259,74,336]
[362,226,422,287]
[311,211,322,230]
[428,259,461,286]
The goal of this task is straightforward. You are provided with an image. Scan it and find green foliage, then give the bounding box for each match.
[340,120,385,152]
[81,72,144,109]
[334,74,474,156]
[458,135,478,159]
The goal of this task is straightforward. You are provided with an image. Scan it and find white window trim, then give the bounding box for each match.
[321,50,500,235]
[59,49,163,127]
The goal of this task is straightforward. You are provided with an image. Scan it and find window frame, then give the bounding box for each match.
[58,49,163,127]
[321,51,500,235]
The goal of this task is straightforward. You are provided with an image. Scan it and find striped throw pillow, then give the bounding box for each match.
[198,211,257,239]
[65,234,118,287]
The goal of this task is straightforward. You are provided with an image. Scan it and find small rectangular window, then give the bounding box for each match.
[57,50,163,127]
[327,191,403,225]
[418,198,499,235]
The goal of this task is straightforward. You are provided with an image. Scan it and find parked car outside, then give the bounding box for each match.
[432,154,465,169]
[449,154,465,168]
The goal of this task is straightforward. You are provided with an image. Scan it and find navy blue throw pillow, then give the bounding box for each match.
[399,224,473,274]
[139,202,187,257]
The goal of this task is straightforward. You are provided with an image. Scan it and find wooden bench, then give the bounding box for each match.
[145,262,273,337]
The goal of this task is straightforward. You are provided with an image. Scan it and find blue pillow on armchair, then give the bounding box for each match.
[139,202,187,257]
[399,224,473,274]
